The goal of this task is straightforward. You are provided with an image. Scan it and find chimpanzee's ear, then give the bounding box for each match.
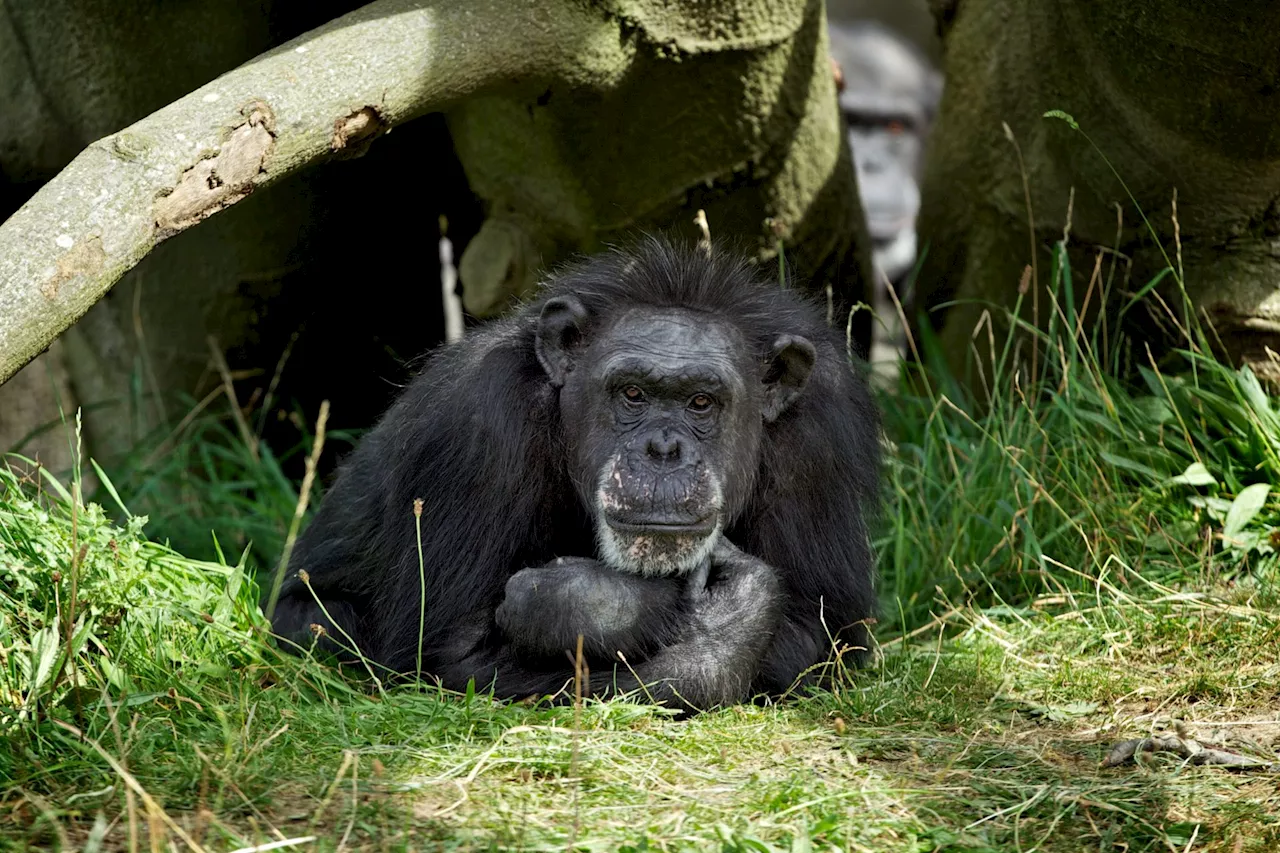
[762,334,816,422]
[535,295,589,387]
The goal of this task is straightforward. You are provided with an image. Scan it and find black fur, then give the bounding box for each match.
[270,237,880,709]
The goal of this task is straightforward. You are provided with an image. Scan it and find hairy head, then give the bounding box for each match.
[533,238,822,576]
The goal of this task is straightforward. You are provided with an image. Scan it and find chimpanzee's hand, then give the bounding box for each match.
[621,537,785,710]
[495,557,685,661]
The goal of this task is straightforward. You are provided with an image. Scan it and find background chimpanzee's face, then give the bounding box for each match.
[560,307,763,576]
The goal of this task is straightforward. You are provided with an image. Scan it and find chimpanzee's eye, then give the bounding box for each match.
[688,394,715,413]
[622,385,645,403]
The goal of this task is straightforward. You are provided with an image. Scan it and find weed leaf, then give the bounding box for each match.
[28,624,61,697]
[1165,462,1216,487]
[1224,483,1270,539]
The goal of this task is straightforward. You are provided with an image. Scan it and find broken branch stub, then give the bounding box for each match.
[0,0,622,385]
[153,101,276,234]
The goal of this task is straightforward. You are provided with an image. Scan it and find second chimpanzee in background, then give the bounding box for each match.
[270,238,880,711]
[829,18,942,292]
[828,16,942,373]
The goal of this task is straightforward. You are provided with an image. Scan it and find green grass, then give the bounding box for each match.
[92,398,354,567]
[2,462,1278,851]
[5,239,1280,850]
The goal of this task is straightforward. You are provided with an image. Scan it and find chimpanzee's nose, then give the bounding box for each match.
[645,429,682,462]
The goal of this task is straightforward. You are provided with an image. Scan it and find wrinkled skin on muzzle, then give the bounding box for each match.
[595,449,723,577]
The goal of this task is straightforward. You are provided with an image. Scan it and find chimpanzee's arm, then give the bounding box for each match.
[471,539,782,710]
[622,540,781,709]
[495,557,696,661]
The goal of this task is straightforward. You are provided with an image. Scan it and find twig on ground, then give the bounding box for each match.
[1103,732,1279,772]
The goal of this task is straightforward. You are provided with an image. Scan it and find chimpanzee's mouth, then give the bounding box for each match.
[597,513,722,576]
[604,517,718,537]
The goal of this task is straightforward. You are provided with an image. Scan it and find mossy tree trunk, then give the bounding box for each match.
[0,0,869,470]
[915,0,1280,384]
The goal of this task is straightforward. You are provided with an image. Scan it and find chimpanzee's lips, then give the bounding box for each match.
[604,516,718,536]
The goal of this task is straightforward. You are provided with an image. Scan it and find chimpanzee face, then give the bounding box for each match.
[572,308,751,575]
[536,299,817,577]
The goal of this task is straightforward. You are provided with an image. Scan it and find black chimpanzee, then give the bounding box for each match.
[269,238,880,710]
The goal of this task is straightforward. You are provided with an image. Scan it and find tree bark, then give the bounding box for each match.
[0,0,868,391]
[0,0,624,384]
[915,0,1280,382]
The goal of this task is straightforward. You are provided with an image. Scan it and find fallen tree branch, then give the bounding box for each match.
[0,0,624,384]
[1103,733,1280,772]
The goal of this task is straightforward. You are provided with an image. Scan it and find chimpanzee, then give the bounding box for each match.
[828,19,942,290]
[269,238,880,710]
